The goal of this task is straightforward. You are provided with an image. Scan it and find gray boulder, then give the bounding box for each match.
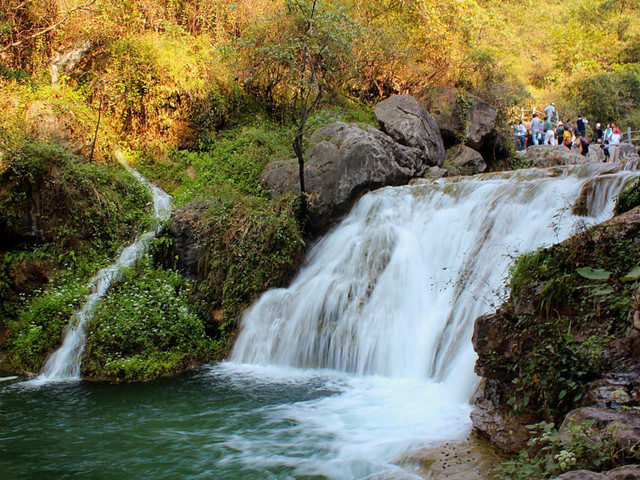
[426,166,448,178]
[261,122,426,232]
[525,145,589,167]
[416,86,498,150]
[560,407,640,455]
[620,144,640,161]
[446,144,487,175]
[554,466,640,480]
[374,94,445,167]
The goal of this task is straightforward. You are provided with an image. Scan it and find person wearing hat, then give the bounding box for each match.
[544,103,556,124]
[556,121,565,145]
[595,123,604,144]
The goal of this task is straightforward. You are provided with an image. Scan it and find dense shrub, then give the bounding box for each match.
[83,258,217,382]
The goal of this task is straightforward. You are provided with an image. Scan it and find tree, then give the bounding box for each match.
[235,0,353,219]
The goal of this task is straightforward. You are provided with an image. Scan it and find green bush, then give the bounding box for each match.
[615,178,640,215]
[1,280,89,374]
[0,140,150,251]
[0,139,152,374]
[196,192,306,328]
[504,225,640,419]
[83,257,218,381]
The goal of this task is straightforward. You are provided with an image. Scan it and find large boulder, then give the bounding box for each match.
[261,122,426,232]
[525,145,589,167]
[446,144,487,175]
[373,94,445,167]
[416,86,498,150]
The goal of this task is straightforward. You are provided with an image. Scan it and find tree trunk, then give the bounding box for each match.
[293,126,308,226]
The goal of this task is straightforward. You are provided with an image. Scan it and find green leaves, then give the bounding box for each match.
[622,266,640,281]
[576,266,611,280]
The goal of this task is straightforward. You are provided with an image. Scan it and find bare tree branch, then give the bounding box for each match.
[0,0,97,53]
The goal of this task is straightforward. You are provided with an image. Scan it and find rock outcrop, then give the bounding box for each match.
[416,85,498,150]
[167,201,210,279]
[554,466,640,479]
[24,101,104,161]
[261,117,435,233]
[472,206,640,469]
[445,144,487,175]
[524,145,589,167]
[373,94,445,167]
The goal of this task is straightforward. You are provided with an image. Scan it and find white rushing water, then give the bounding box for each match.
[228,163,637,478]
[38,158,172,382]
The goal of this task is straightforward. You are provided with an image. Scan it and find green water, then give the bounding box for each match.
[0,364,344,480]
[0,363,472,480]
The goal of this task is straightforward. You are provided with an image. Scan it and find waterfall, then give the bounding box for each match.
[38,157,171,382]
[232,164,636,400]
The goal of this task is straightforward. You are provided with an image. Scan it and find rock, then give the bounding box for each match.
[416,86,498,150]
[374,94,445,167]
[261,122,427,233]
[427,166,448,178]
[471,206,640,460]
[589,144,606,163]
[446,144,487,175]
[397,433,502,479]
[554,471,604,480]
[620,144,640,161]
[50,41,91,85]
[470,378,538,454]
[525,145,589,167]
[24,101,100,160]
[604,466,640,479]
[583,374,640,408]
[167,201,210,279]
[8,257,51,294]
[473,311,519,381]
[555,466,640,480]
[561,407,640,455]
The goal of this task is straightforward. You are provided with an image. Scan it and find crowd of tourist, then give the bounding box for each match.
[513,103,626,162]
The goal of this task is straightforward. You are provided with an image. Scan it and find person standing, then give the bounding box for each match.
[609,126,622,162]
[544,116,555,145]
[544,103,556,124]
[604,123,613,144]
[514,121,527,151]
[556,122,565,145]
[576,114,588,137]
[531,113,542,146]
[563,123,573,148]
[595,123,604,144]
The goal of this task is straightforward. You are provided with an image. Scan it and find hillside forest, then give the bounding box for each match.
[1,0,640,387]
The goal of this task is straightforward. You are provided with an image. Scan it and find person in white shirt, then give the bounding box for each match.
[609,125,622,162]
[514,121,527,150]
[544,103,556,124]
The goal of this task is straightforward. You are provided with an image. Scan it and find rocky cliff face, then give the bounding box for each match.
[472,206,640,474]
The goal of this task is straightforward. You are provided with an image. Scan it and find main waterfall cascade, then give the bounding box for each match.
[39,161,172,381]
[10,162,635,480]
[233,163,637,399]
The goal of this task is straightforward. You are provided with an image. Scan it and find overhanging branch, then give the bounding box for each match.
[0,0,97,53]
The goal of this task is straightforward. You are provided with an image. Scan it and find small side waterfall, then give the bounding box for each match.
[39,157,171,382]
[232,164,636,400]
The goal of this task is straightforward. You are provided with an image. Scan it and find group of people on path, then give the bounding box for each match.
[513,103,625,162]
